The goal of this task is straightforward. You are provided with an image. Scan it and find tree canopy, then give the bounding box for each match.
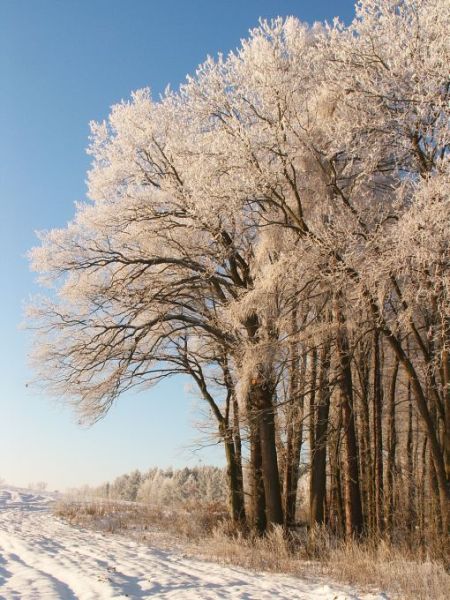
[28,0,449,538]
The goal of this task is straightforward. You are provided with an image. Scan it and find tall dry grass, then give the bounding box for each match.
[198,524,449,600]
[54,497,227,541]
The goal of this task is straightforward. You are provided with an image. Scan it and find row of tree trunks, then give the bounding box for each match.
[243,312,284,531]
[217,310,448,543]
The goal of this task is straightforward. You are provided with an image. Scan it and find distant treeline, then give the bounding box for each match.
[69,466,227,507]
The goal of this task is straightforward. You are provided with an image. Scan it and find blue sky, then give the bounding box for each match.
[0,0,355,490]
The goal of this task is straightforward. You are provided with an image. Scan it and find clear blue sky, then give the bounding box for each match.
[0,0,355,490]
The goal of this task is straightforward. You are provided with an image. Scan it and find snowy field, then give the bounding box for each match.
[0,487,386,599]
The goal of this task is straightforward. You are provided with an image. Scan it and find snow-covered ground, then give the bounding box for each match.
[0,487,386,599]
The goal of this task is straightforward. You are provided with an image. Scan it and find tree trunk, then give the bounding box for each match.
[329,406,345,537]
[284,347,307,528]
[441,327,450,485]
[254,380,284,527]
[244,313,283,529]
[406,382,416,535]
[309,347,318,471]
[189,363,246,528]
[357,344,374,534]
[248,412,267,533]
[334,302,364,537]
[310,341,331,525]
[223,431,246,526]
[232,394,245,524]
[373,329,384,535]
[386,356,399,537]
[419,435,428,539]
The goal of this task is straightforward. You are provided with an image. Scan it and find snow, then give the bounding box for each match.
[0,488,384,599]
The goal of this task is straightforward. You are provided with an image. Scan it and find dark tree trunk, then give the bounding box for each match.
[232,394,245,520]
[188,361,246,528]
[419,435,428,538]
[309,347,318,471]
[329,407,345,537]
[334,303,364,537]
[406,382,416,535]
[356,344,374,534]
[244,313,283,529]
[442,339,450,484]
[254,380,284,527]
[248,412,267,533]
[223,430,246,526]
[428,402,443,535]
[373,329,385,535]
[310,341,331,525]
[386,357,399,537]
[284,347,307,528]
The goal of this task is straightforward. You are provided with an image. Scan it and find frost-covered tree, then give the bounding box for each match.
[29,0,449,538]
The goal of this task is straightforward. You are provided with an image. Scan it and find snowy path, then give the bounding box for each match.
[0,488,384,599]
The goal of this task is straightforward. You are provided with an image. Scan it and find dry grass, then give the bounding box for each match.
[196,525,449,599]
[54,497,227,543]
[54,499,449,599]
[326,539,449,600]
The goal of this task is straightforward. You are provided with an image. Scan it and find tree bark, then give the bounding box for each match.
[356,343,374,534]
[244,313,283,529]
[406,381,417,536]
[248,411,267,533]
[373,329,384,535]
[334,302,364,537]
[310,341,331,525]
[329,406,345,537]
[223,430,246,526]
[284,346,307,528]
[254,380,284,527]
[386,356,399,537]
[232,394,245,524]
